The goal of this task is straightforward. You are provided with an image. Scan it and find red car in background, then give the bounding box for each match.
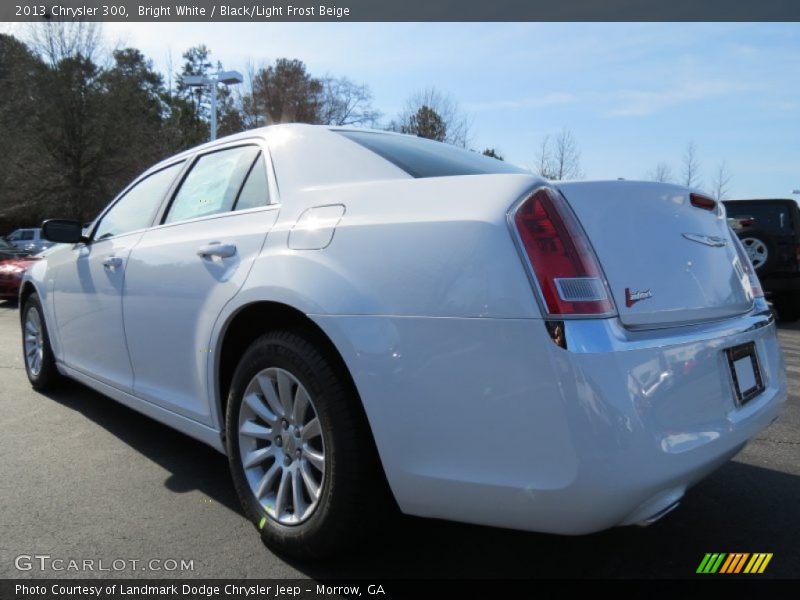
[0,255,40,301]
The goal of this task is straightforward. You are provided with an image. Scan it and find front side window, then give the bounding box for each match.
[94,162,184,241]
[165,145,260,224]
[19,230,34,241]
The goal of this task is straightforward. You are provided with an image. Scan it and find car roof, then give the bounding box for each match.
[143,124,405,175]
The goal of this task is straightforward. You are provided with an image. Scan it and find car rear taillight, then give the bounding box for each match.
[512,187,615,316]
[731,231,764,298]
[690,193,717,211]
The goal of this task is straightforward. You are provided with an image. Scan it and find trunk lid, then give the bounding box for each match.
[556,181,753,328]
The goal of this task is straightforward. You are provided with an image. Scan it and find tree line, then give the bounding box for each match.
[0,23,735,233]
[0,23,490,231]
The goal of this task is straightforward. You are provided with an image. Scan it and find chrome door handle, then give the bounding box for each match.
[102,256,123,270]
[197,242,237,259]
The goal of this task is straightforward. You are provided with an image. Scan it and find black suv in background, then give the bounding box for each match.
[724,198,800,321]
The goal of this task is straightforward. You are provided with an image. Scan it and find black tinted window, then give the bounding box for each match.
[336,130,528,178]
[725,202,795,234]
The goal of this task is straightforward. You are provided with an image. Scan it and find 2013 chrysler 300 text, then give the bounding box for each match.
[21,125,786,557]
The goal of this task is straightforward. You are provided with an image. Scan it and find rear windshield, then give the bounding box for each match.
[336,130,528,178]
[725,202,795,234]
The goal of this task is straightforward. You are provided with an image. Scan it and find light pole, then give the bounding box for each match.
[182,70,244,141]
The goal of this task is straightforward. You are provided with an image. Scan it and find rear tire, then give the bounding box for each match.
[225,330,388,558]
[21,293,61,391]
[738,230,775,272]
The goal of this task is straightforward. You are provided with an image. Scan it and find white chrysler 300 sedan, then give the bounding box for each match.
[21,125,786,557]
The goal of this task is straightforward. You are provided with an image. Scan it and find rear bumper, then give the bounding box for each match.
[314,305,787,535]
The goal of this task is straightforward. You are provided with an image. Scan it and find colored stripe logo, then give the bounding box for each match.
[697,553,773,574]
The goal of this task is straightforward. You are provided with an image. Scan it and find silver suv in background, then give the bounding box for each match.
[5,228,53,255]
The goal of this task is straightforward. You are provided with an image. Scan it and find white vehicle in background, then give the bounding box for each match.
[21,125,786,557]
[5,227,53,254]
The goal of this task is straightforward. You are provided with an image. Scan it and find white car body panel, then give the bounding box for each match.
[22,124,788,534]
[51,233,143,391]
[123,204,279,424]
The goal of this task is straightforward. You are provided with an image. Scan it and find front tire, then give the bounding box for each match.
[21,293,61,390]
[225,330,386,558]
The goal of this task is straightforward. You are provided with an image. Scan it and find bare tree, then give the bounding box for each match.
[647,162,673,183]
[25,21,102,66]
[318,76,381,126]
[711,160,732,201]
[681,141,701,188]
[395,87,471,147]
[534,135,555,179]
[535,129,582,180]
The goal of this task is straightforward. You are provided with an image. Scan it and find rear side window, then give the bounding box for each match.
[165,145,260,224]
[11,230,34,241]
[233,154,271,211]
[336,130,528,178]
[94,162,184,241]
[726,202,795,235]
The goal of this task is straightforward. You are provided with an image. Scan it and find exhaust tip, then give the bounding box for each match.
[636,501,681,527]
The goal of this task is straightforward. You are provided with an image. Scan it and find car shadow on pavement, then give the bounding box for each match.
[294,460,800,579]
[40,378,243,516]
[37,376,800,578]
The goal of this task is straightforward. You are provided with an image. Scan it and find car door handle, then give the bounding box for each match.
[197,242,237,259]
[102,256,123,270]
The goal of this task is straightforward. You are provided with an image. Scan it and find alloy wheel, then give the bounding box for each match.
[237,367,325,526]
[23,306,44,377]
[741,237,768,269]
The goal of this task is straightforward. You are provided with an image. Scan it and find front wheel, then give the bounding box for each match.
[21,293,61,390]
[225,330,388,558]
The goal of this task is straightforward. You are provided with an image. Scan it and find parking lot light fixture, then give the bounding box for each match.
[181,70,244,141]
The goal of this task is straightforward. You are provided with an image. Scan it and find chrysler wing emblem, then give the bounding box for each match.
[682,233,727,247]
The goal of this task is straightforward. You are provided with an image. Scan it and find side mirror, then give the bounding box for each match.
[41,219,86,244]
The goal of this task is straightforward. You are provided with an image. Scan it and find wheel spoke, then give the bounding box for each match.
[243,446,273,469]
[243,393,277,425]
[274,470,290,516]
[254,462,280,498]
[292,386,310,424]
[300,462,321,500]
[239,419,272,440]
[304,447,325,470]
[292,469,307,517]
[276,370,294,418]
[301,417,321,442]
[257,374,284,418]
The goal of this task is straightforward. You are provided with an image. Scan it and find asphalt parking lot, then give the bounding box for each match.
[0,300,798,580]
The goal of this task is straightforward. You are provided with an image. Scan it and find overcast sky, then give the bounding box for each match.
[3,21,799,198]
